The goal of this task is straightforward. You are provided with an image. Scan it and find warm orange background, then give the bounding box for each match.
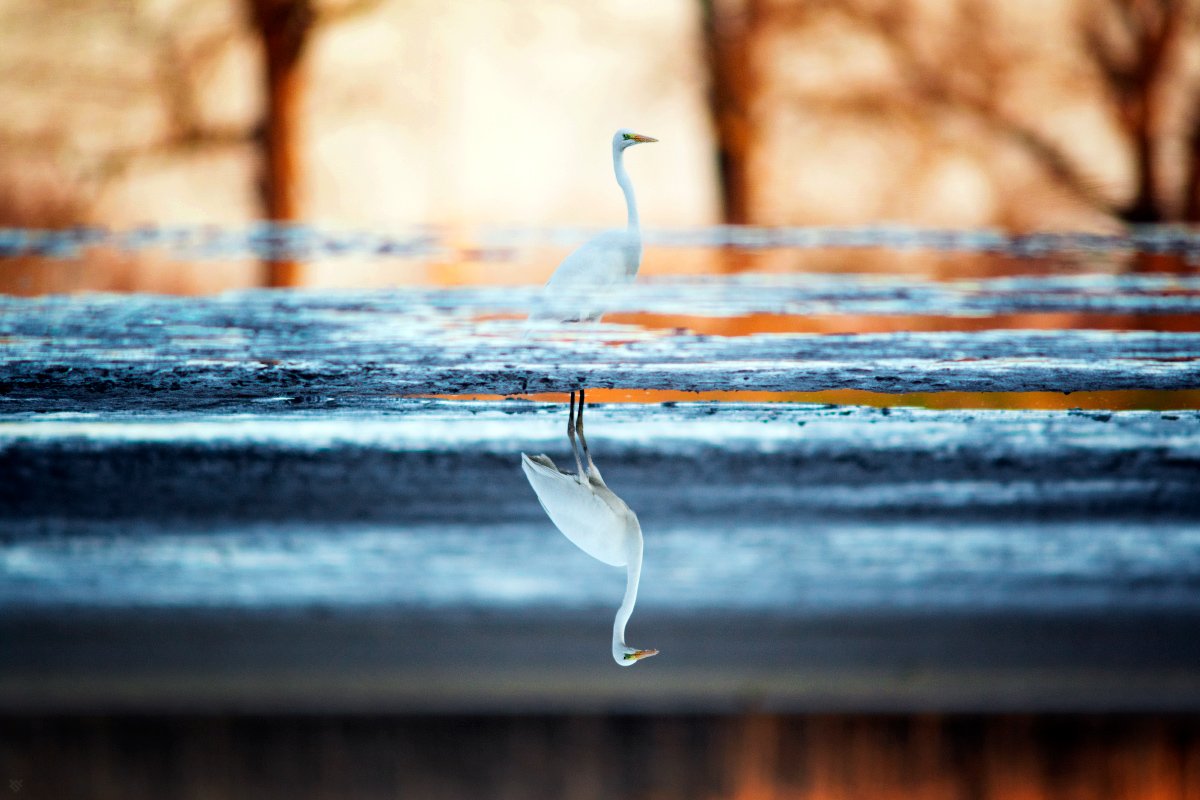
[4,1,1200,293]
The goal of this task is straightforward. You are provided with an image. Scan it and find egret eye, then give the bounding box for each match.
[622,133,634,141]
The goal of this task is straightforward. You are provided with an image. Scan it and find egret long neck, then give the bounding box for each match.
[613,143,639,230]
[612,533,643,652]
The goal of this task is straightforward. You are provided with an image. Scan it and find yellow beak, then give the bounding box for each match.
[629,134,658,143]
[632,648,659,661]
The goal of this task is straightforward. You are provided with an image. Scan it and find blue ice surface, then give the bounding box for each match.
[3,516,1198,613]
[5,222,1200,260]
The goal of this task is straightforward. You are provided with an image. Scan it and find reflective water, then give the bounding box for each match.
[2,403,1197,616]
[2,225,1199,621]
[7,222,1200,263]
[4,519,1199,612]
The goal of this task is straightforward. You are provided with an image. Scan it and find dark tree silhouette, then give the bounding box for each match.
[1084,0,1199,223]
[247,0,315,288]
[700,0,762,224]
[700,0,1200,229]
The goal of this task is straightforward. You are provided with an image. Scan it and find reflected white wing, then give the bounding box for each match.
[520,453,628,566]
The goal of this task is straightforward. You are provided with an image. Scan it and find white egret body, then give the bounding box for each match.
[520,391,658,666]
[530,129,658,323]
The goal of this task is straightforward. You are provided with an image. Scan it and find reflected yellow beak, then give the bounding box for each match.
[629,134,658,143]
[632,648,659,661]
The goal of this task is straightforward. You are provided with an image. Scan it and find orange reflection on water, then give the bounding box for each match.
[421,248,1187,287]
[434,389,1200,411]
[604,312,1200,336]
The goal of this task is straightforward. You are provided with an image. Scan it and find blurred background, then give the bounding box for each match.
[5,0,1200,292]
[3,1,1200,798]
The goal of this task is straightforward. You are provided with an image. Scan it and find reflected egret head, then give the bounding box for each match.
[615,646,659,667]
[614,128,658,150]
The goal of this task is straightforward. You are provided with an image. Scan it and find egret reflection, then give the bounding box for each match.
[528,129,657,324]
[520,390,658,666]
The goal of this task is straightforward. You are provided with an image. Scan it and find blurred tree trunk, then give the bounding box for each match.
[702,0,1200,233]
[248,0,315,288]
[699,0,761,225]
[1087,0,1194,224]
[1187,126,1200,222]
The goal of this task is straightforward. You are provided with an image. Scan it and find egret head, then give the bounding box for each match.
[614,128,658,150]
[615,646,659,667]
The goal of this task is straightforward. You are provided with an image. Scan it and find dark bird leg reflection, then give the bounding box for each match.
[575,388,599,477]
[568,391,586,477]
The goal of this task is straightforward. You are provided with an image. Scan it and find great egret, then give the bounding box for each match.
[520,390,658,666]
[529,129,658,323]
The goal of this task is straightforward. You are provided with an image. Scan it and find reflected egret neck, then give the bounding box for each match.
[520,390,658,665]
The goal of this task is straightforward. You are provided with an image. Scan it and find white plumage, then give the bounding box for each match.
[528,129,657,324]
[521,452,630,568]
[520,390,658,666]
